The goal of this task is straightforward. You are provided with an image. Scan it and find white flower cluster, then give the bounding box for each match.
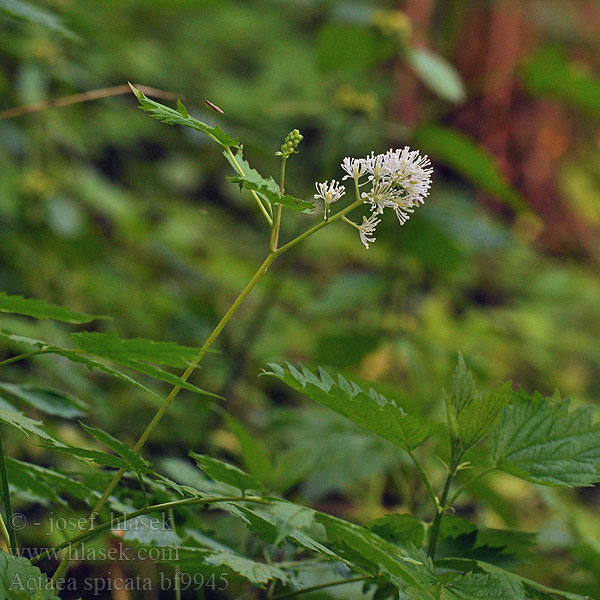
[314,180,345,219]
[342,147,433,248]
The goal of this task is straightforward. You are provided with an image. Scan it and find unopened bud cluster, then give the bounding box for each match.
[278,129,303,158]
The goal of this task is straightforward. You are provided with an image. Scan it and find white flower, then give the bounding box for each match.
[340,157,368,181]
[314,179,345,219]
[358,214,381,249]
[363,151,389,182]
[359,146,432,226]
[361,147,432,204]
[384,146,433,205]
[323,146,432,250]
[390,199,415,225]
[361,180,399,214]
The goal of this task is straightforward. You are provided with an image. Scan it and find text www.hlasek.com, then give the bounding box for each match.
[16,544,180,562]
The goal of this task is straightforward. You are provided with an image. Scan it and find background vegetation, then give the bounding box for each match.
[1,0,600,598]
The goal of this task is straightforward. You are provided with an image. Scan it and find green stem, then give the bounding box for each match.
[226,146,273,225]
[0,350,47,368]
[270,156,287,251]
[35,495,264,567]
[447,466,497,506]
[273,575,371,600]
[342,215,361,230]
[426,468,455,558]
[407,449,439,511]
[0,512,10,551]
[278,197,364,254]
[52,252,278,581]
[0,432,17,553]
[354,176,361,202]
[132,250,276,454]
[52,193,364,582]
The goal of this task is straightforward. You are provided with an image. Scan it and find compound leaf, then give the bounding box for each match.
[0,552,60,599]
[71,332,200,369]
[80,423,148,471]
[368,514,426,547]
[442,571,524,600]
[0,382,86,419]
[130,84,239,148]
[190,453,266,494]
[70,332,221,399]
[0,292,101,324]
[0,407,60,444]
[316,513,436,592]
[264,363,438,451]
[446,355,510,454]
[225,148,314,213]
[489,392,600,487]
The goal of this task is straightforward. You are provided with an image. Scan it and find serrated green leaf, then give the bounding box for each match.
[225,148,314,213]
[6,458,96,507]
[70,332,221,399]
[214,499,337,561]
[439,560,589,600]
[5,458,63,506]
[0,382,86,419]
[51,349,157,395]
[264,363,438,451]
[458,383,511,451]
[413,124,527,212]
[0,329,48,349]
[45,445,130,469]
[190,453,266,493]
[0,292,101,323]
[121,514,181,547]
[111,357,220,398]
[150,472,203,499]
[407,47,466,104]
[176,548,288,587]
[0,330,157,395]
[316,513,436,593]
[70,332,200,368]
[446,355,510,454]
[0,551,60,599]
[523,582,588,600]
[450,354,477,414]
[222,503,278,544]
[206,551,288,587]
[368,514,426,547]
[129,84,239,147]
[489,392,600,487]
[435,516,534,566]
[0,407,60,443]
[80,423,148,471]
[442,571,524,600]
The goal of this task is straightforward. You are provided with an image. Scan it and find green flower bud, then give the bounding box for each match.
[280,128,304,157]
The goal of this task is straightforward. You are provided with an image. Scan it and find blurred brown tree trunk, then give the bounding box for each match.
[395,0,599,257]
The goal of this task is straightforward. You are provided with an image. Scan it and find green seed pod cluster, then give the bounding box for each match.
[279,129,303,157]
